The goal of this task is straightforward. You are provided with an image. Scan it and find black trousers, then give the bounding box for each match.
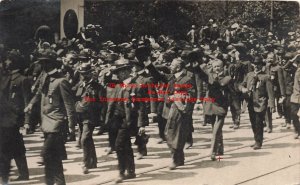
[0,126,29,183]
[115,127,135,175]
[248,107,266,146]
[283,95,292,124]
[81,123,97,168]
[131,114,147,155]
[265,107,272,130]
[229,97,241,125]
[170,148,184,165]
[42,133,66,185]
[291,102,300,135]
[210,115,225,155]
[157,114,166,140]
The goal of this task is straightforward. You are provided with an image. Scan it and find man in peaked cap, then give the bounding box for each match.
[103,62,137,183]
[281,52,296,129]
[25,49,76,185]
[265,52,286,133]
[239,56,275,150]
[75,62,102,174]
[0,49,31,182]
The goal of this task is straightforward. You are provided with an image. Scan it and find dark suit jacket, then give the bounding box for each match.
[266,63,286,97]
[129,73,150,128]
[7,70,31,125]
[30,72,77,133]
[0,70,18,128]
[146,64,196,119]
[105,83,132,129]
[146,63,196,149]
[239,71,275,112]
[282,65,296,96]
[75,79,102,124]
[194,64,232,116]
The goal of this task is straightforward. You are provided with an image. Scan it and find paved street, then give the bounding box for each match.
[8,108,300,185]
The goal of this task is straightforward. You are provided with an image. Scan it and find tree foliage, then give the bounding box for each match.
[0,0,299,48]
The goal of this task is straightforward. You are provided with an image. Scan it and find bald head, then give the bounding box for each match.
[211,59,223,74]
[170,58,184,74]
[266,52,276,64]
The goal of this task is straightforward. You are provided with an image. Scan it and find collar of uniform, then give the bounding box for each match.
[174,70,184,79]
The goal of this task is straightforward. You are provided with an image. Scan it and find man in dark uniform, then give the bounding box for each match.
[25,49,77,185]
[0,50,30,182]
[239,56,275,150]
[75,62,102,174]
[104,64,137,183]
[129,60,150,160]
[282,52,296,128]
[265,52,286,133]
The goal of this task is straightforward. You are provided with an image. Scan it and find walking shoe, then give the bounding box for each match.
[211,153,216,161]
[186,142,193,149]
[136,152,144,160]
[169,162,177,170]
[287,123,291,129]
[105,148,113,155]
[157,138,166,144]
[233,124,240,129]
[115,174,125,184]
[11,176,29,181]
[294,134,299,139]
[253,143,262,150]
[125,173,136,179]
[37,157,44,166]
[82,166,89,174]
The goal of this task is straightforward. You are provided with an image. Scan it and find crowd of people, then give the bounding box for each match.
[1,18,300,185]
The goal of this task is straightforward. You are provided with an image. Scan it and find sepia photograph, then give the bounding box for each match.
[0,0,300,184]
